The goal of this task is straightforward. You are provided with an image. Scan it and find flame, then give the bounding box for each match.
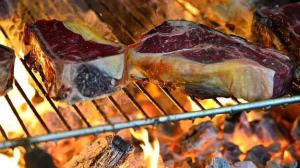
[0,148,21,168]
[188,97,201,111]
[177,0,200,16]
[0,31,8,46]
[283,150,295,164]
[130,128,160,168]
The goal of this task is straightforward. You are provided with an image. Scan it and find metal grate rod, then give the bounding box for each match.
[5,95,31,137]
[1,95,300,149]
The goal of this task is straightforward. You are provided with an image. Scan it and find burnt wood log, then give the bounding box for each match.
[65,134,163,168]
[66,134,142,168]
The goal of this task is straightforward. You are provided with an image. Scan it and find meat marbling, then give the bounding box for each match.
[25,20,126,104]
[128,20,294,101]
[0,45,15,96]
[253,2,300,62]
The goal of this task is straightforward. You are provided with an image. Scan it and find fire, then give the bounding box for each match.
[0,148,21,168]
[0,31,8,46]
[283,150,294,165]
[130,128,160,168]
[177,0,200,16]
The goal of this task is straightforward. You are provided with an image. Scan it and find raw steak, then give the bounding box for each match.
[0,45,15,96]
[128,20,294,101]
[24,20,126,104]
[253,2,300,62]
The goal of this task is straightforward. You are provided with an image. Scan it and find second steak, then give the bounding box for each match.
[128,20,294,101]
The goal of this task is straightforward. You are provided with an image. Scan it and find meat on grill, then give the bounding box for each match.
[24,20,126,104]
[253,2,300,63]
[0,45,15,96]
[128,20,294,101]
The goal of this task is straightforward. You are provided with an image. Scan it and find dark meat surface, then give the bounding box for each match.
[129,20,294,101]
[25,20,126,104]
[253,2,300,63]
[0,45,15,96]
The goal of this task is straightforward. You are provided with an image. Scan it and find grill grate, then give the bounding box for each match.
[0,0,299,149]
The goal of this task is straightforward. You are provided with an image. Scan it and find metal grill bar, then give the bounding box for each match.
[4,95,31,137]
[1,95,300,149]
[0,125,9,141]
[107,96,131,122]
[122,88,150,118]
[71,105,92,128]
[160,87,187,113]
[14,80,51,134]
[91,100,112,125]
[133,82,169,116]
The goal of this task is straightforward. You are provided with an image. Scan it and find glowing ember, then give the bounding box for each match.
[130,128,160,168]
[0,148,21,168]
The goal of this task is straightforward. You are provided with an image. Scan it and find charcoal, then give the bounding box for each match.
[267,143,281,153]
[287,145,300,160]
[222,142,242,163]
[180,121,219,155]
[25,147,56,168]
[208,158,232,168]
[266,161,282,168]
[172,157,201,168]
[245,145,271,168]
[291,117,300,141]
[289,161,298,168]
[223,121,235,134]
[234,161,257,168]
[253,117,285,145]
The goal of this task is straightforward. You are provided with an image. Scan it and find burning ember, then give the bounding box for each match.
[130,128,160,168]
[0,148,22,168]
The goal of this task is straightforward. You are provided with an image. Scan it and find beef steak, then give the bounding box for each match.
[25,20,126,104]
[253,2,300,62]
[128,20,294,101]
[0,45,15,96]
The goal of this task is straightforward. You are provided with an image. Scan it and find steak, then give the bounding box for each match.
[0,45,15,96]
[128,20,294,101]
[24,20,126,104]
[253,2,300,62]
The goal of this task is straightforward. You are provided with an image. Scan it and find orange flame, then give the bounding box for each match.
[130,128,160,168]
[0,148,21,168]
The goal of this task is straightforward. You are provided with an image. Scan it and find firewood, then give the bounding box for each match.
[65,134,142,168]
[65,133,165,168]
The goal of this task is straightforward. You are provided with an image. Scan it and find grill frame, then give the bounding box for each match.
[0,0,299,150]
